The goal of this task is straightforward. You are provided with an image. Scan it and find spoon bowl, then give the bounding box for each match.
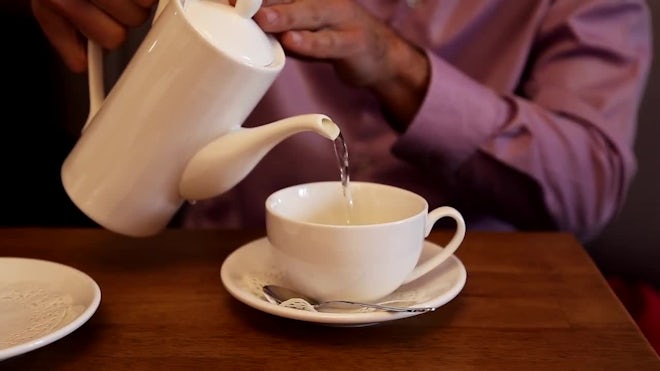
[262,285,436,313]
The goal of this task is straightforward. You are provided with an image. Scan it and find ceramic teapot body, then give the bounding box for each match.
[61,0,339,237]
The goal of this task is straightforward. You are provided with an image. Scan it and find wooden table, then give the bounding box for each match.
[0,228,657,370]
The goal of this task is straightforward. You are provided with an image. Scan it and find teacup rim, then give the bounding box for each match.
[265,181,428,228]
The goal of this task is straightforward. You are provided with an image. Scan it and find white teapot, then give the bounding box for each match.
[61,0,340,237]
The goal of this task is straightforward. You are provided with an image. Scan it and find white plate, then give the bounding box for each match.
[0,258,101,361]
[220,237,467,326]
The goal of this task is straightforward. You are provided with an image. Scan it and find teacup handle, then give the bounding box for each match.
[402,206,466,284]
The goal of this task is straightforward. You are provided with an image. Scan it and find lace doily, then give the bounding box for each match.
[0,281,84,350]
[240,270,437,313]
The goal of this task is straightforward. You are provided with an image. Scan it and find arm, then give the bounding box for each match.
[254,0,651,241]
[393,1,652,241]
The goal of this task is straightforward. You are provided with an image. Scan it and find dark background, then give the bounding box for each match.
[1,2,657,287]
[585,1,660,288]
[0,3,90,227]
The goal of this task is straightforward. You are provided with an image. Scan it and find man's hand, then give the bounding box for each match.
[31,0,156,72]
[247,0,430,128]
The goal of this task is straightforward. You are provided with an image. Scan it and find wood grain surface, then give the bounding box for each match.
[0,228,657,370]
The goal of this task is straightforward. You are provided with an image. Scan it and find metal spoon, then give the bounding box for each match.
[262,284,436,313]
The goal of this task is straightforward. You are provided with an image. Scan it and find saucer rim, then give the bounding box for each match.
[220,237,467,326]
[0,257,102,360]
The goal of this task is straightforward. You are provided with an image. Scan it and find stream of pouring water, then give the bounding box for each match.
[333,132,354,224]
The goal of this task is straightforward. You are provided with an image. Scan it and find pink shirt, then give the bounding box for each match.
[182,0,652,242]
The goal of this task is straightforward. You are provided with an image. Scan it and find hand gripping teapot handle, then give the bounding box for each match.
[82,0,173,134]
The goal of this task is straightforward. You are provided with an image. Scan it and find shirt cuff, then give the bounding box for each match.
[393,51,511,173]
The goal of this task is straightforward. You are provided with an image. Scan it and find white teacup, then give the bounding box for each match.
[265,181,466,302]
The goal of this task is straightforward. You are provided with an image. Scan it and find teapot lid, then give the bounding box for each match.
[185,0,274,66]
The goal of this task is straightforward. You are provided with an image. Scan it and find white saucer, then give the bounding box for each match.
[220,237,467,326]
[0,258,101,361]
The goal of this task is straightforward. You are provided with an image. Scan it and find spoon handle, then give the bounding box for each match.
[318,300,436,313]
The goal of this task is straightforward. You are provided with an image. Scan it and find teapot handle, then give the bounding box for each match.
[154,0,169,20]
[81,40,104,134]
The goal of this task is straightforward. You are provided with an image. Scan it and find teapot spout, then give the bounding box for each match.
[179,114,340,201]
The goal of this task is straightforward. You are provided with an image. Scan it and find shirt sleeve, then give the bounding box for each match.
[392,0,652,241]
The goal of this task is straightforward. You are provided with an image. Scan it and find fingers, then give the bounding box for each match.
[52,0,127,51]
[32,0,156,72]
[133,0,158,8]
[255,0,380,60]
[32,0,87,72]
[255,0,348,32]
[280,28,361,59]
[90,0,154,27]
